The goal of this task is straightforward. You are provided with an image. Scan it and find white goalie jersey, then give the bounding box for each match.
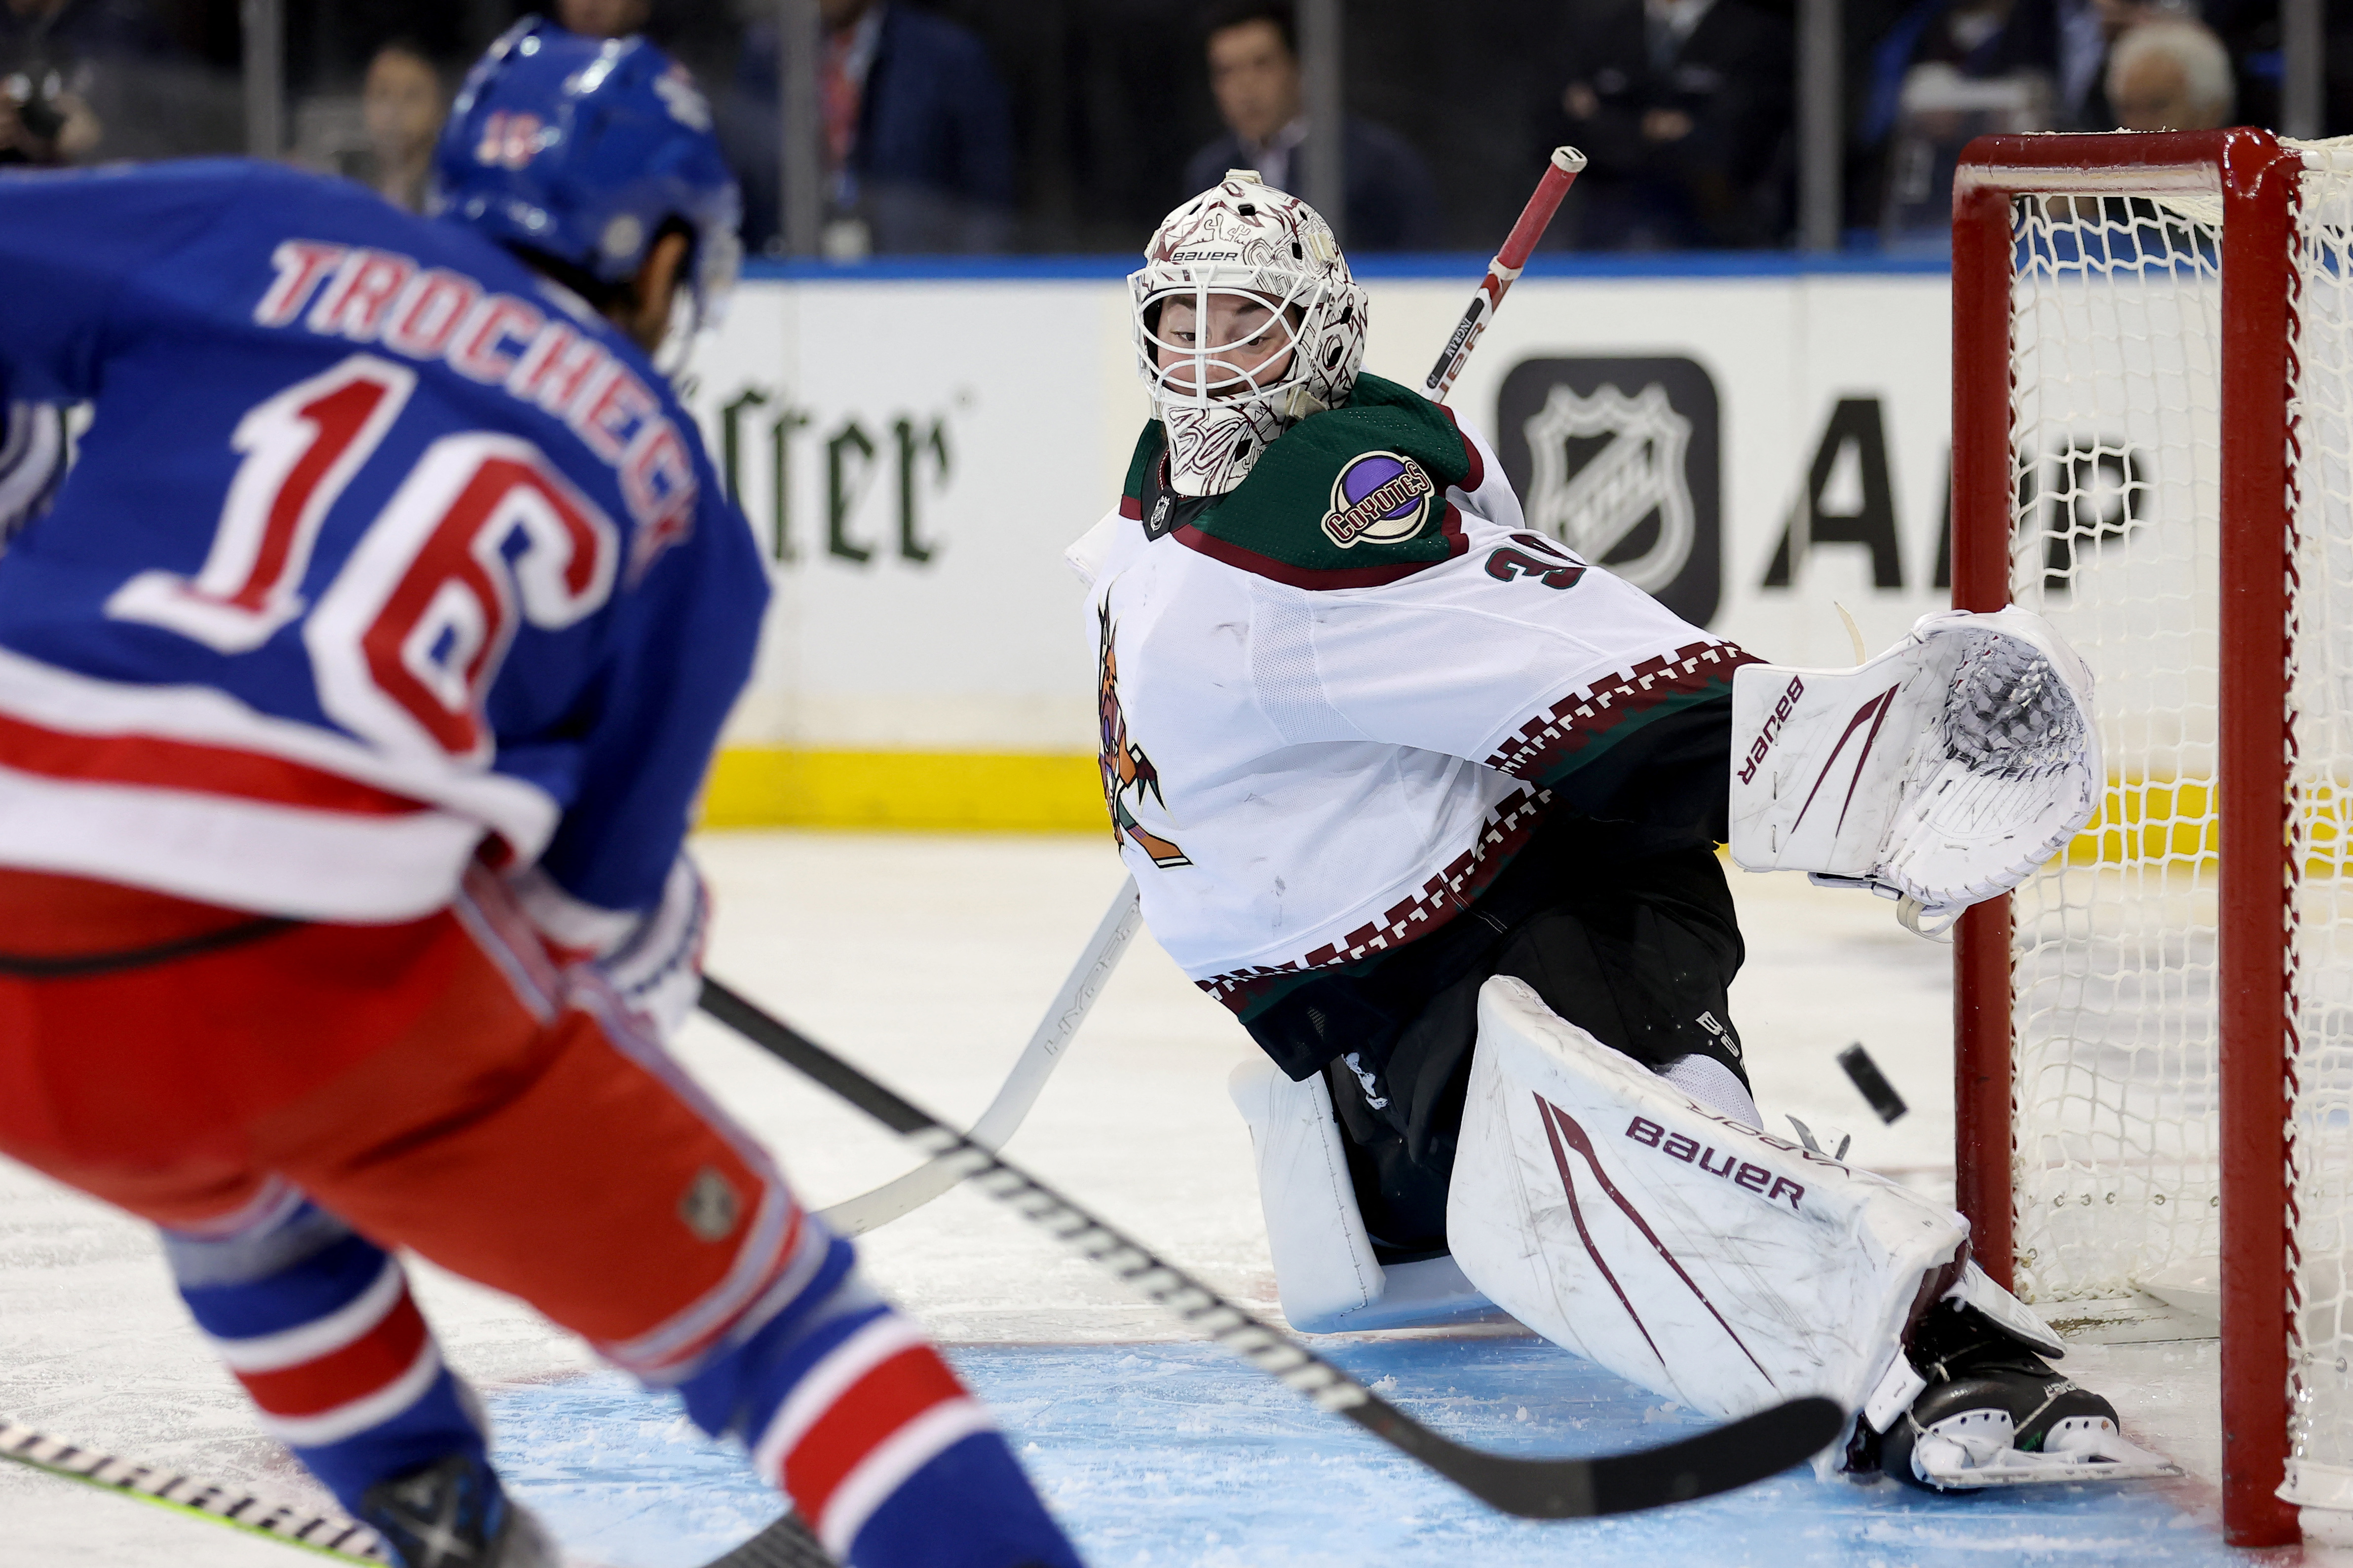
[1068,373,1753,1019]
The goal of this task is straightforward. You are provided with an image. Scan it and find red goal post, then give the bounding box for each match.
[1949,128,2324,1548]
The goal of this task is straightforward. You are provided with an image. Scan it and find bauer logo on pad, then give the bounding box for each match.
[1321,450,1434,549]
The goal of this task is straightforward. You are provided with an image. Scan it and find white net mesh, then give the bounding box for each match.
[2288,141,2353,1504]
[1995,142,2353,1505]
[2004,185,2226,1309]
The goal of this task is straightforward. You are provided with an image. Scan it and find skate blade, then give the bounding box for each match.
[1924,1456,2183,1488]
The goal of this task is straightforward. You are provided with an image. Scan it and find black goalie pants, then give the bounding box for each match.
[1317,845,1749,1261]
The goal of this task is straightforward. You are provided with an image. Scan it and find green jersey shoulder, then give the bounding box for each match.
[1119,373,1485,588]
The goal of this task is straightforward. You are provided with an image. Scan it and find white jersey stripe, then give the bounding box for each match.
[812,1398,995,1558]
[0,760,489,922]
[208,1257,406,1374]
[0,644,558,848]
[258,1339,442,1449]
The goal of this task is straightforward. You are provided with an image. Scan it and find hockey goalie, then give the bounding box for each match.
[1067,169,2169,1492]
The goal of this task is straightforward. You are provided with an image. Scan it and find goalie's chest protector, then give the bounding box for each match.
[1070,374,1750,1006]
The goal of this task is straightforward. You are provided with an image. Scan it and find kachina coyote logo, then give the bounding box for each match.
[1097,605,1190,869]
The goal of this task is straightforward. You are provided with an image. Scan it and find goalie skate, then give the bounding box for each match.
[1874,1297,2181,1492]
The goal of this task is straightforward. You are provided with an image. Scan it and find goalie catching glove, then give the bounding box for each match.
[1726,608,2099,934]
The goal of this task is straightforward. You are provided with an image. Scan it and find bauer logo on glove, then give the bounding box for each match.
[1724,608,2100,935]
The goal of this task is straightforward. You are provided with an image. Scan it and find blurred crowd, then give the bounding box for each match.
[0,0,2335,253]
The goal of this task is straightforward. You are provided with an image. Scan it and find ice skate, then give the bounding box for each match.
[1869,1299,2179,1492]
[359,1452,562,1568]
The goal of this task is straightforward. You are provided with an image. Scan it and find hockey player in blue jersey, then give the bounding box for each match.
[0,20,1084,1568]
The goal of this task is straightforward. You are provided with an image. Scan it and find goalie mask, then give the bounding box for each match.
[1130,171,1368,497]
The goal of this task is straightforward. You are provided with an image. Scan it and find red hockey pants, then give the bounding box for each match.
[0,863,797,1370]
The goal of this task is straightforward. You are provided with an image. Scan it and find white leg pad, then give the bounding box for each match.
[1447,977,1967,1444]
[1944,1254,2065,1358]
[1228,1057,1384,1331]
[1227,1057,1501,1334]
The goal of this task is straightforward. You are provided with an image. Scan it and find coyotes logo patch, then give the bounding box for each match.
[1321,450,1435,549]
[1097,605,1190,869]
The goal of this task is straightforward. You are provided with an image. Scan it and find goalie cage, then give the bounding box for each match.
[1951,127,2353,1548]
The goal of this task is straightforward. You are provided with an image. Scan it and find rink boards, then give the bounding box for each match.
[679,259,1961,828]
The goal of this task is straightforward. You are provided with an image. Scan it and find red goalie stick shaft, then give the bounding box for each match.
[1423,146,1587,405]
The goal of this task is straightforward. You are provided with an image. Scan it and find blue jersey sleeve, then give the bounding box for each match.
[0,163,249,405]
[531,462,769,916]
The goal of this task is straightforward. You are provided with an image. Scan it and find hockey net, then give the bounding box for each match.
[1952,130,2353,1547]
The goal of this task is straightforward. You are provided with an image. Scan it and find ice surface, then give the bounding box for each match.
[0,833,2241,1566]
[493,1341,2240,1568]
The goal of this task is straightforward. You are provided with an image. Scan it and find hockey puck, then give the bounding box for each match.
[1838,1043,1908,1124]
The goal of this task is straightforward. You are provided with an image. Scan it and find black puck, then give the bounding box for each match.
[1838,1043,1908,1124]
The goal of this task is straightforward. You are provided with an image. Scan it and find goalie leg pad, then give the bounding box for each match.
[1228,1057,1500,1333]
[1229,1057,1382,1331]
[1446,976,1966,1439]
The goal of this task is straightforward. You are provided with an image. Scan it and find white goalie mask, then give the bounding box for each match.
[1130,171,1369,497]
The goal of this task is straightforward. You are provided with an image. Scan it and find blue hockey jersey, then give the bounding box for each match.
[0,160,768,931]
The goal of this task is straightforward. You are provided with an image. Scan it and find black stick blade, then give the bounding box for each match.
[1586,1395,1846,1514]
[1350,1393,1842,1519]
[698,1512,836,1568]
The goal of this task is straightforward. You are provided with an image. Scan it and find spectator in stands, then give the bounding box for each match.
[0,0,179,163]
[1861,0,2057,240]
[2051,0,2200,130]
[1181,0,1442,251]
[728,0,1016,255]
[1862,0,2057,149]
[1554,0,1794,249]
[2106,15,2233,128]
[556,0,652,39]
[359,42,443,213]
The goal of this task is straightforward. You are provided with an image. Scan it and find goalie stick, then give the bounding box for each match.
[1423,146,1586,403]
[697,977,1846,1518]
[817,875,1141,1236]
[0,1418,841,1568]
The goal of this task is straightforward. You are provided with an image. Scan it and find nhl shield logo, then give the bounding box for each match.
[1321,450,1435,549]
[1521,383,1695,596]
[1497,356,1721,626]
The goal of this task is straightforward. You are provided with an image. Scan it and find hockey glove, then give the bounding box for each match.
[1725,608,2099,936]
[510,853,711,1041]
[0,400,68,551]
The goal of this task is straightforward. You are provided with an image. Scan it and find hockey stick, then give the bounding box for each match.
[1423,146,1587,404]
[0,1418,393,1563]
[0,1417,843,1568]
[697,977,1844,1517]
[816,876,1141,1237]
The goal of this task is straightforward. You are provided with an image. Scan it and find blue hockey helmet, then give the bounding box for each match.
[431,17,742,331]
